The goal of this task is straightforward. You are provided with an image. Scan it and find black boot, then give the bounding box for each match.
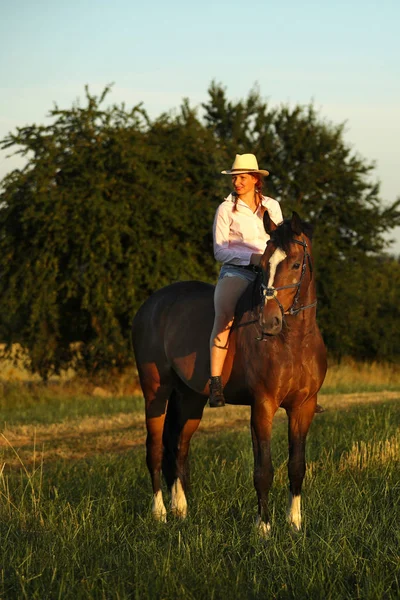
[208,376,225,408]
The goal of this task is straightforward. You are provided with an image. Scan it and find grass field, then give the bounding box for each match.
[0,379,399,598]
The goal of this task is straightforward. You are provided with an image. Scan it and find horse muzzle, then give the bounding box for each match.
[258,287,283,336]
[260,314,283,336]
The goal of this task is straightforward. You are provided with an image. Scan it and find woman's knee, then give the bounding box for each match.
[215,306,235,323]
[213,312,234,332]
[214,295,237,324]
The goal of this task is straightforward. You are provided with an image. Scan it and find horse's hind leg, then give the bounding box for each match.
[162,385,206,519]
[140,363,173,523]
[286,397,316,532]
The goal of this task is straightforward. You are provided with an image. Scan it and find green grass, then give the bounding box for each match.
[0,394,399,599]
[0,385,142,426]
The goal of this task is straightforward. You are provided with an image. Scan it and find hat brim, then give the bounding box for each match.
[221,169,270,176]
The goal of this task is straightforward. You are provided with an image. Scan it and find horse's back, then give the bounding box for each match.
[132,280,214,331]
[132,281,215,392]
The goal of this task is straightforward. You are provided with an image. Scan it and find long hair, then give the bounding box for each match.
[232,173,264,212]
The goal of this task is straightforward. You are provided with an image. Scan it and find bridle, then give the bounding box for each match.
[255,237,317,340]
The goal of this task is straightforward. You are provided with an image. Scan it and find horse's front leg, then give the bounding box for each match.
[286,397,317,532]
[251,400,277,538]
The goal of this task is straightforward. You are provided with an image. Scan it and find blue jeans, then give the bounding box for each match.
[218,264,258,284]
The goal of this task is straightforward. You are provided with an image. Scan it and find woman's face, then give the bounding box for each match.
[231,173,258,196]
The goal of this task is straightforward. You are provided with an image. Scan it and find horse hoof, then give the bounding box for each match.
[289,522,302,535]
[152,509,167,523]
[315,404,325,413]
[171,507,187,519]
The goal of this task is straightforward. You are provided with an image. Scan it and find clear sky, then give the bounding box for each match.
[1,0,399,251]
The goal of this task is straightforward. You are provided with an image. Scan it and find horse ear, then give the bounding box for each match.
[290,211,303,236]
[263,211,278,234]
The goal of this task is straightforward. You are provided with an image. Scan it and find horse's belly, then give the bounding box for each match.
[163,289,215,394]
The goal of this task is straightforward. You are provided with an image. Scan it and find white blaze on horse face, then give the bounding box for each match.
[171,478,187,519]
[287,493,301,531]
[267,248,287,289]
[152,490,167,523]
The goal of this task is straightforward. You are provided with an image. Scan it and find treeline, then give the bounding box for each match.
[0,84,399,377]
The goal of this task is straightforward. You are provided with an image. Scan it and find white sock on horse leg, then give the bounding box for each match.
[152,490,167,522]
[287,492,302,531]
[171,478,188,518]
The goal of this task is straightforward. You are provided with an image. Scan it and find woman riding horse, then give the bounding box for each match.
[209,153,283,407]
[132,154,327,530]
[132,210,327,530]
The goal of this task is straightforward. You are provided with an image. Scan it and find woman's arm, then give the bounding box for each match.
[213,204,254,265]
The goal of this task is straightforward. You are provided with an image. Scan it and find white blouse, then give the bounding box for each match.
[213,194,283,266]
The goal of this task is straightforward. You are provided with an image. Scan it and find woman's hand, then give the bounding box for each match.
[250,254,262,266]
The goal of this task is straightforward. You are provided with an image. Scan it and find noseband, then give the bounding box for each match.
[256,237,317,341]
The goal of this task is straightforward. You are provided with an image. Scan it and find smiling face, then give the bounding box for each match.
[231,173,258,197]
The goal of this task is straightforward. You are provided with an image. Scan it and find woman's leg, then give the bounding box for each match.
[210,275,250,377]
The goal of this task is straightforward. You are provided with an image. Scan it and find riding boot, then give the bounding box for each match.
[208,376,225,408]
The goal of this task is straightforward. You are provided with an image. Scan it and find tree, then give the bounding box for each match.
[1,83,399,377]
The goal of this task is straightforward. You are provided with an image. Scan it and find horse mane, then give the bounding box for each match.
[269,217,313,254]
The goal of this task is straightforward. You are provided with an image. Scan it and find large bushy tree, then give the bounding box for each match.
[0,84,399,377]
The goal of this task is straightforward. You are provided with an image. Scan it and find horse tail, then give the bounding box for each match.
[162,384,205,494]
[162,389,185,490]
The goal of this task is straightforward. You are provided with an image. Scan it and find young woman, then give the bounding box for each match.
[209,154,283,407]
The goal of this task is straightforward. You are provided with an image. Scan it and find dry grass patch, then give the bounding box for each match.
[2,348,400,397]
[0,344,75,383]
[0,391,399,469]
[323,358,400,390]
[0,344,141,396]
[319,390,400,409]
[0,413,146,467]
[339,432,400,470]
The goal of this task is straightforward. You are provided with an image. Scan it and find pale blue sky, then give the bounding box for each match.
[1,0,399,250]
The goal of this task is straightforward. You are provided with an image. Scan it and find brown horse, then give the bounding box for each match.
[132,212,327,535]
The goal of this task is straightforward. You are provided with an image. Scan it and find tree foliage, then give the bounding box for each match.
[1,84,399,377]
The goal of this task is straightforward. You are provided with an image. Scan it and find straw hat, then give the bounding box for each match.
[221,153,269,176]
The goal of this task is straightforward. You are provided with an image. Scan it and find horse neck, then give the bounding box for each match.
[289,268,318,328]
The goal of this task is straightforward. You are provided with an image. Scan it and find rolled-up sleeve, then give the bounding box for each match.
[213,205,253,265]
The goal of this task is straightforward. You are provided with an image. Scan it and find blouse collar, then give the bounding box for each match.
[225,193,273,208]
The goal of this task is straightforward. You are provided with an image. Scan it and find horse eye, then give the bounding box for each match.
[292,262,301,270]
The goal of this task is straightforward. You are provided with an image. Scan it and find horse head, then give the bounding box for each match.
[257,211,315,336]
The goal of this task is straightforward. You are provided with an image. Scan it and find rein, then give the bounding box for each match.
[255,237,317,341]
